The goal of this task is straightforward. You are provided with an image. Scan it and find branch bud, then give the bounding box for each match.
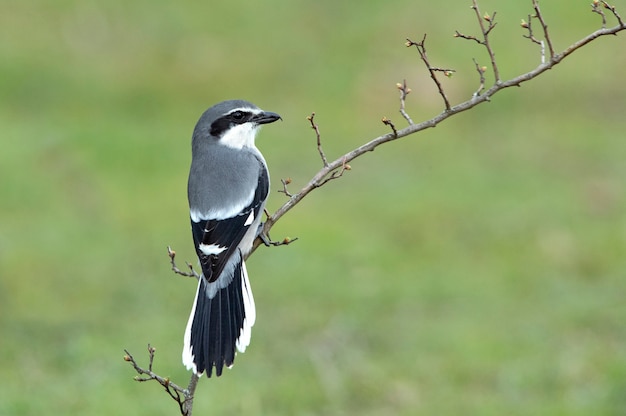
[123,354,131,362]
[521,19,529,28]
[483,13,491,22]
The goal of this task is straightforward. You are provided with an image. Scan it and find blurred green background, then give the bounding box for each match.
[1,0,625,414]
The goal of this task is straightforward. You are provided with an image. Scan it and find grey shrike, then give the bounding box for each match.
[183,99,280,377]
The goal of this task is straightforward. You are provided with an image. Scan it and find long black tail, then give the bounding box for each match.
[182,259,256,377]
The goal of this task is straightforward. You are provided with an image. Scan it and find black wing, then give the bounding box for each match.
[191,167,269,283]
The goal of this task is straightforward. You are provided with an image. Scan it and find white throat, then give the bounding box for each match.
[220,123,260,150]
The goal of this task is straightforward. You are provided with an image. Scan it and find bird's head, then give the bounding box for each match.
[193,100,281,150]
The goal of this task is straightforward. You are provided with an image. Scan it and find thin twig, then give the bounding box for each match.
[592,0,625,28]
[262,235,298,247]
[308,113,328,167]
[167,246,200,279]
[471,1,499,81]
[255,209,298,247]
[456,0,500,83]
[592,0,608,27]
[522,14,546,63]
[381,117,398,137]
[532,0,555,59]
[453,30,483,44]
[396,79,414,125]
[315,157,351,188]
[406,34,453,111]
[472,58,487,98]
[602,1,625,27]
[277,177,293,197]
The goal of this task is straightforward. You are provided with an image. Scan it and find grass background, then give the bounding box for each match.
[1,0,625,414]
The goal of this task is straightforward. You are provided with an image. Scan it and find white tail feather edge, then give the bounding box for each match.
[182,279,201,374]
[236,261,256,352]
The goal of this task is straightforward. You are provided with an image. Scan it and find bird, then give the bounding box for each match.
[183,99,281,377]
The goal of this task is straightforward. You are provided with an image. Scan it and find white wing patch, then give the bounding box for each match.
[198,243,227,256]
[243,211,255,227]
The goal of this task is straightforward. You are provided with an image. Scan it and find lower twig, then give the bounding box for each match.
[167,246,200,279]
[124,345,192,416]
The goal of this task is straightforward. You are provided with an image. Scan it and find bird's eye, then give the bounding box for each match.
[230,111,245,121]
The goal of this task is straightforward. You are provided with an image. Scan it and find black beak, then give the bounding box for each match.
[254,111,282,125]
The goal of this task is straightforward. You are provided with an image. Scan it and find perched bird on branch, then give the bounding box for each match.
[183,100,281,377]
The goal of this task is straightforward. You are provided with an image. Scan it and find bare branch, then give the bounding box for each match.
[250,17,625,255]
[406,34,454,111]
[124,345,195,416]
